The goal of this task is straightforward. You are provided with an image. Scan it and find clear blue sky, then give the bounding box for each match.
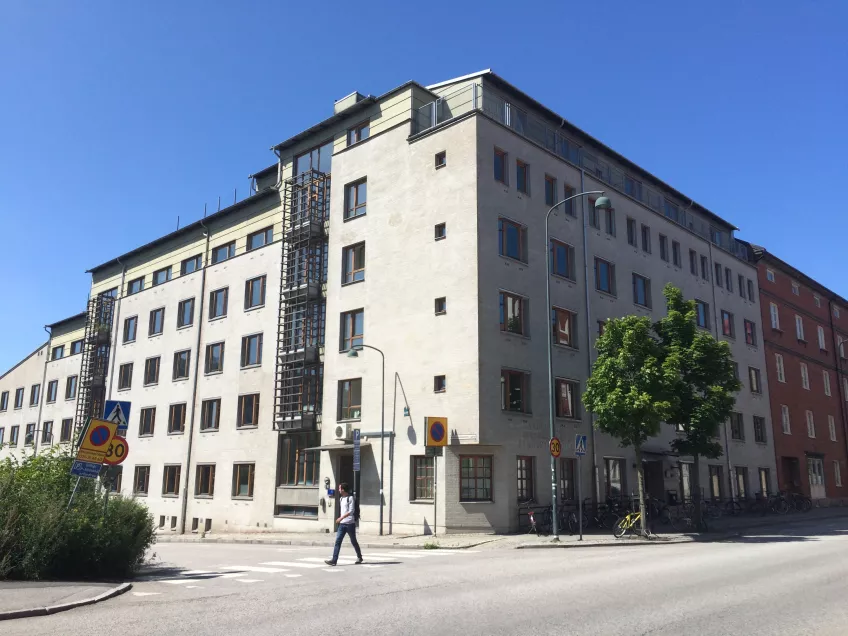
[1,1,845,373]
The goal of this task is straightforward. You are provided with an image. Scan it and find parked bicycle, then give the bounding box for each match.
[613,509,652,539]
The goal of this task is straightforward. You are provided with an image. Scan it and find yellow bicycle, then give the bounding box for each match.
[613,510,653,538]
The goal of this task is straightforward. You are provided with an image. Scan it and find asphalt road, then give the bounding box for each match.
[6,516,848,635]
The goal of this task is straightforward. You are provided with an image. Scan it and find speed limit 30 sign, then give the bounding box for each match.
[103,437,130,465]
[549,437,562,458]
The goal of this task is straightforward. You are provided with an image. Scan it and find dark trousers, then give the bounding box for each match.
[332,523,362,562]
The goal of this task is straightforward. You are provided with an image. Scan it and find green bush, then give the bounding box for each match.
[0,447,155,580]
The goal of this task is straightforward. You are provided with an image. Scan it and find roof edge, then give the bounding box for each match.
[0,341,48,382]
[46,312,87,330]
[749,243,848,307]
[426,69,492,90]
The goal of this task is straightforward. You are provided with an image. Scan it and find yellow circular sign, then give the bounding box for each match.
[103,437,130,465]
[549,437,562,458]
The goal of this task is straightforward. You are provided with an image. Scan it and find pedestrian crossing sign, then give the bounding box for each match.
[575,434,587,456]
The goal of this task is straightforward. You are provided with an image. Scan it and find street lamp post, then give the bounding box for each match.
[347,343,386,535]
[545,191,611,540]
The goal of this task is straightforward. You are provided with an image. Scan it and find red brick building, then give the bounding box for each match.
[753,246,848,502]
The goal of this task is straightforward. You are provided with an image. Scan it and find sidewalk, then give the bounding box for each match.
[153,506,848,551]
[0,581,132,621]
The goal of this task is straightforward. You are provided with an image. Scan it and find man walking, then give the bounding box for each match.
[325,482,363,566]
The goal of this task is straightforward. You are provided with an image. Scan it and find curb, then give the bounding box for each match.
[153,535,502,550]
[515,533,740,549]
[0,582,132,621]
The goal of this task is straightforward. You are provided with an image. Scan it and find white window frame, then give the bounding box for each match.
[814,294,821,307]
[769,303,780,330]
[775,354,785,383]
[824,370,832,397]
[806,410,815,438]
[791,281,800,296]
[835,461,843,488]
[829,415,837,442]
[780,405,791,435]
[800,362,810,390]
[817,325,827,350]
[766,269,775,282]
[795,315,805,340]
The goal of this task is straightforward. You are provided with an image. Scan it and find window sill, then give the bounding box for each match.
[162,494,179,499]
[237,425,259,430]
[341,280,365,288]
[435,311,446,316]
[209,315,227,323]
[595,289,618,300]
[204,371,223,377]
[241,364,262,370]
[244,304,266,313]
[797,338,807,344]
[65,397,76,401]
[502,410,533,417]
[139,434,154,439]
[143,383,159,387]
[167,431,185,436]
[755,441,768,446]
[435,235,446,242]
[460,500,495,504]
[200,428,219,433]
[553,343,579,352]
[409,499,434,504]
[633,303,652,311]
[771,327,783,333]
[133,493,148,497]
[231,496,254,501]
[500,330,530,339]
[337,418,362,424]
[343,213,366,223]
[148,333,163,339]
[434,389,446,394]
[123,340,136,345]
[173,377,189,383]
[556,416,582,423]
[435,163,446,170]
[551,273,577,284]
[176,324,194,331]
[194,495,214,500]
[46,400,56,405]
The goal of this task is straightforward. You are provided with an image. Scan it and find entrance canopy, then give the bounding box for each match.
[305,442,371,452]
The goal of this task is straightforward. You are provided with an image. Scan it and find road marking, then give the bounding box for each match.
[237,579,262,583]
[299,558,356,566]
[365,552,426,559]
[220,565,290,573]
[185,586,203,589]
[161,579,204,585]
[260,561,327,569]
[361,564,382,569]
[133,592,162,596]
[322,569,344,573]
[284,574,302,578]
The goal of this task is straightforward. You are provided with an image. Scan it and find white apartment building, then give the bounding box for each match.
[0,70,777,535]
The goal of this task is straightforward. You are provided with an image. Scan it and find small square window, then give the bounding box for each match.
[240,333,263,368]
[435,297,446,315]
[237,394,260,428]
[247,226,273,251]
[435,151,446,169]
[434,375,446,393]
[766,269,775,283]
[347,121,370,146]
[435,223,446,240]
[153,266,172,286]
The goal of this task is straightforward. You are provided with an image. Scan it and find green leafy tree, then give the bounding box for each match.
[583,315,676,535]
[655,284,741,527]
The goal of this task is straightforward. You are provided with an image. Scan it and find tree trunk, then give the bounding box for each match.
[691,454,704,531]
[635,445,647,536]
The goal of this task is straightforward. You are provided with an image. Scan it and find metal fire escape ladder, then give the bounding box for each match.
[274,169,329,431]
[73,294,115,447]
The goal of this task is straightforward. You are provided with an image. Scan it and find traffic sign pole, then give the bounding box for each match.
[578,456,583,541]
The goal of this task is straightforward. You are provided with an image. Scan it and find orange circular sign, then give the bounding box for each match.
[549,437,562,458]
[103,437,130,465]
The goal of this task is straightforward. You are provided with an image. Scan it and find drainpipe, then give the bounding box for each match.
[706,242,734,500]
[579,169,600,504]
[179,222,211,534]
[827,299,848,476]
[33,326,52,452]
[106,257,127,400]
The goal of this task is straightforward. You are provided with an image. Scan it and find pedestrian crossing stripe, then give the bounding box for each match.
[260,561,326,569]
[221,565,289,573]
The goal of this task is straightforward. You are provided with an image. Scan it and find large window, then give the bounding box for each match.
[133,466,150,495]
[237,394,260,428]
[340,309,364,351]
[795,315,805,340]
[177,298,195,328]
[695,300,710,329]
[162,465,181,496]
[552,307,576,348]
[168,403,186,434]
[344,179,367,220]
[555,378,579,419]
[65,376,77,400]
[123,316,137,343]
[181,254,202,275]
[195,464,216,497]
[829,415,838,442]
[494,148,507,183]
[714,262,723,288]
[232,463,255,498]
[550,239,574,279]
[149,307,165,336]
[709,465,723,500]
[689,250,698,276]
[153,266,171,286]
[744,320,757,346]
[240,333,263,367]
[247,226,273,251]
[294,140,333,175]
[632,273,651,308]
[205,342,225,374]
[749,367,762,394]
[824,370,832,396]
[46,380,58,403]
[769,303,780,330]
[754,416,767,443]
[342,243,365,284]
[211,241,235,264]
[516,456,535,501]
[338,379,362,420]
[173,350,191,380]
[499,291,526,336]
[144,357,160,385]
[139,407,156,437]
[60,418,73,443]
[118,363,133,390]
[460,455,493,502]
[738,274,746,298]
[498,218,527,262]
[278,432,320,486]
[735,467,748,500]
[411,456,435,500]
[200,398,221,431]
[594,258,616,295]
[9,426,19,446]
[245,276,266,310]
[730,412,744,440]
[721,310,735,338]
[501,369,529,413]
[604,458,624,498]
[209,287,229,319]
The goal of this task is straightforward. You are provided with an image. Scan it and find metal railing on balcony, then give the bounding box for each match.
[413,83,749,262]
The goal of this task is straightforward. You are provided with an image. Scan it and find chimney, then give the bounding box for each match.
[334,91,365,115]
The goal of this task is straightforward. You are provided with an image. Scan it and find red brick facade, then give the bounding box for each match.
[755,252,848,502]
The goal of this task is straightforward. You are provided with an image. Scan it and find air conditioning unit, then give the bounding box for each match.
[334,423,353,441]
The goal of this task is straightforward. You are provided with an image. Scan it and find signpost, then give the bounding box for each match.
[425,417,448,535]
[352,428,361,525]
[549,437,562,458]
[103,436,130,466]
[104,400,131,437]
[575,434,587,541]
[70,418,119,478]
